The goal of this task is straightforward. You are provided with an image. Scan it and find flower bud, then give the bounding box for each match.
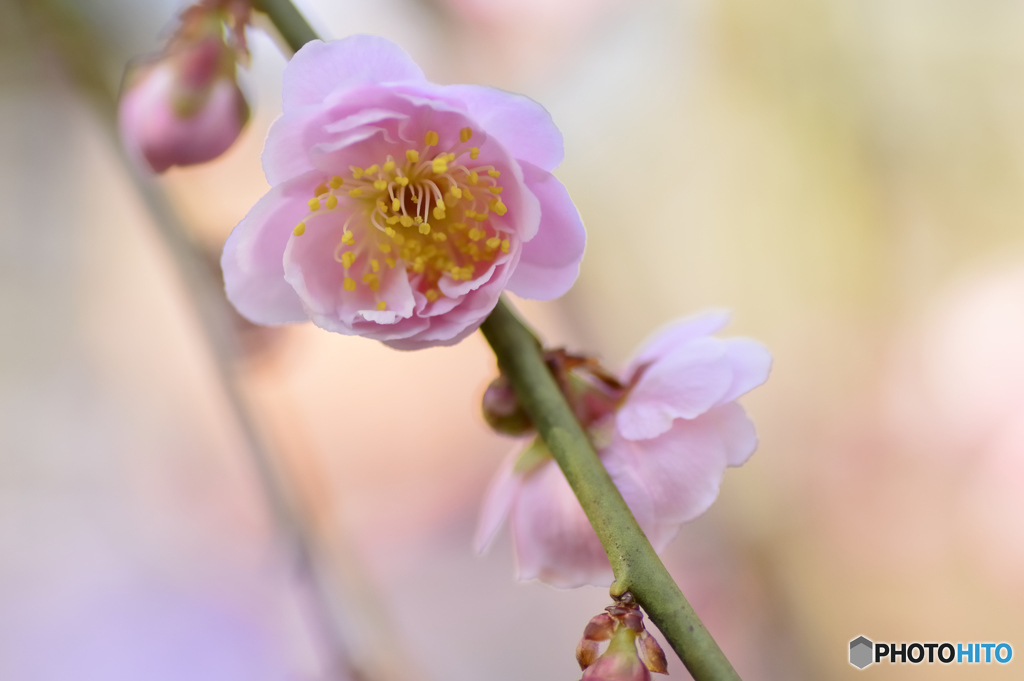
[119,3,250,173]
[482,375,533,435]
[576,596,668,681]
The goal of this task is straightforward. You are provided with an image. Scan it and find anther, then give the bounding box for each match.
[350,166,364,179]
[432,157,448,174]
[293,222,306,236]
[468,172,479,185]
[371,259,380,272]
[470,147,480,159]
[315,183,329,196]
[308,198,321,210]
[374,180,388,190]
[341,251,356,268]
[487,170,501,178]
[460,127,473,143]
[425,131,439,146]
[326,195,338,209]
[419,223,431,235]
[490,199,507,216]
[406,150,419,163]
[377,301,387,311]
[343,277,356,291]
[450,187,463,199]
[383,161,395,173]
[486,236,501,249]
[342,231,355,245]
[425,289,440,302]
[329,176,344,188]
[365,165,379,175]
[489,186,503,194]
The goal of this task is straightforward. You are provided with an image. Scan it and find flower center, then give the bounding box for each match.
[292,128,510,310]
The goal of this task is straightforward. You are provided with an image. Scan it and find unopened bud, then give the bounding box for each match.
[119,4,250,173]
[482,375,532,435]
[576,596,668,681]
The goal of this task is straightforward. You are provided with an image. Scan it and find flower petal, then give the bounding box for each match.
[616,338,733,441]
[511,460,614,588]
[718,338,772,404]
[221,173,316,325]
[474,448,523,554]
[606,403,758,536]
[282,36,425,114]
[440,84,564,171]
[505,162,586,300]
[626,310,732,376]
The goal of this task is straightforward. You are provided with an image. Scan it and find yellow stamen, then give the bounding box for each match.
[432,206,446,220]
[450,187,463,199]
[343,277,356,291]
[326,195,338,209]
[396,176,410,186]
[370,259,380,272]
[315,183,329,196]
[489,186,503,194]
[486,236,501,249]
[432,157,448,174]
[374,180,388,191]
[365,164,379,175]
[490,199,507,216]
[425,130,439,146]
[487,170,501,178]
[383,160,395,173]
[293,222,306,236]
[350,166,364,179]
[385,257,396,268]
[406,149,419,163]
[329,176,344,189]
[468,171,479,185]
[377,301,387,311]
[469,228,485,241]
[501,239,510,253]
[362,273,380,291]
[400,216,413,227]
[379,243,392,253]
[470,147,480,159]
[418,223,431,235]
[342,231,355,246]
[308,198,321,210]
[432,232,447,242]
[341,251,356,268]
[460,127,473,143]
[425,289,439,302]
[349,188,363,197]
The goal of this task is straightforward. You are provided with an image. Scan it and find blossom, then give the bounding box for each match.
[476,311,771,587]
[221,36,585,349]
[119,3,250,173]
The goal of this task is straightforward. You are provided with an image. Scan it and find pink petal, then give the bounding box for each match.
[718,338,773,405]
[511,460,614,588]
[505,162,586,300]
[474,449,523,554]
[606,403,758,538]
[626,310,732,376]
[281,36,425,114]
[616,338,733,441]
[440,84,564,171]
[221,172,317,325]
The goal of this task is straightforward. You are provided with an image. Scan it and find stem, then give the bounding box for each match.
[251,0,318,52]
[242,2,740,677]
[480,299,740,681]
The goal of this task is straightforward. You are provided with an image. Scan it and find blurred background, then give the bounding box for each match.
[2,0,1024,678]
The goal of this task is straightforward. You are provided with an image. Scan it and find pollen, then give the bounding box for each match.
[433,206,446,220]
[362,273,380,291]
[315,183,329,196]
[308,198,321,210]
[490,199,507,216]
[400,216,413,227]
[460,127,473,143]
[501,239,510,253]
[374,180,388,191]
[468,171,479,185]
[343,277,356,291]
[385,257,396,268]
[365,164,379,175]
[425,131,439,146]
[418,223,431,235]
[432,232,447,242]
[293,222,306,236]
[487,170,501,178]
[396,176,410,186]
[406,149,419,163]
[432,157,448,174]
[326,195,338,209]
[383,160,395,173]
[342,231,355,246]
[486,236,501,249]
[349,188,363,197]
[350,166,364,179]
[489,186,503,194]
[379,243,392,253]
[450,187,463,199]
[470,147,480,160]
[329,176,344,188]
[370,259,380,272]
[377,301,387,310]
[341,251,356,268]
[425,289,440,302]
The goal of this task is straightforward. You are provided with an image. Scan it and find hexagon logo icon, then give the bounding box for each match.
[850,636,874,669]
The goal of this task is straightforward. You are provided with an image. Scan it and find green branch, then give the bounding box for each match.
[480,299,739,681]
[251,2,741,677]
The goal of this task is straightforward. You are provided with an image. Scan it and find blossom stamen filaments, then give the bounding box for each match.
[292,129,513,304]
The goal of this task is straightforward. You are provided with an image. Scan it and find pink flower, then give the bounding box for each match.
[577,599,668,681]
[221,36,585,349]
[476,311,771,587]
[119,6,250,173]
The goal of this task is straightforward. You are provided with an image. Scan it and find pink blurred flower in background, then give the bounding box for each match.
[222,36,585,349]
[119,3,250,173]
[476,311,771,587]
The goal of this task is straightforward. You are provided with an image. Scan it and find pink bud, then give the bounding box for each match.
[581,627,650,681]
[119,36,249,173]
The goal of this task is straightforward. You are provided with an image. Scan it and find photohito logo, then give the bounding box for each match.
[849,636,1013,669]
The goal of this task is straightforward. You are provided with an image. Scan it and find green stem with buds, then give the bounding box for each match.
[480,299,740,681]
[252,2,741,677]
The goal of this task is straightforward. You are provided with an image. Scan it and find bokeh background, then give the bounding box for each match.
[2,0,1024,678]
